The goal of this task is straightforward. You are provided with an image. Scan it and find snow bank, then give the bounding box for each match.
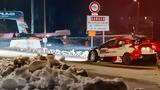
[49,49,89,58]
[10,39,41,49]
[0,54,128,90]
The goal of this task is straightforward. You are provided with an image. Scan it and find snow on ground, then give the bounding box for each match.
[0,54,128,90]
[0,48,89,61]
[0,39,90,61]
[50,49,89,61]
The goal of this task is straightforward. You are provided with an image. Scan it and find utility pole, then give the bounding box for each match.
[43,0,47,49]
[31,0,34,34]
[44,0,46,35]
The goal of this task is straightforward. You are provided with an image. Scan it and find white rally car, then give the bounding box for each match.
[88,37,159,65]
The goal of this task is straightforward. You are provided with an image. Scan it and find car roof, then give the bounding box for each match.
[115,37,133,41]
[108,37,132,41]
[103,37,133,45]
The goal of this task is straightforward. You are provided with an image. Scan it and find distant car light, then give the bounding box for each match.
[47,44,52,46]
[46,34,51,37]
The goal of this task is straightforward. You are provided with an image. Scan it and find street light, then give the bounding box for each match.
[151,21,154,39]
[133,0,140,33]
[144,16,154,39]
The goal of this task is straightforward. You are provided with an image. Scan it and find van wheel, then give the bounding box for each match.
[89,50,99,62]
[122,53,132,65]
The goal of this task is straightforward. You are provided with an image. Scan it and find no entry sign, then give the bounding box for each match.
[89,1,100,13]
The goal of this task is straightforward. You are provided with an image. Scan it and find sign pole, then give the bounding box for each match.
[89,1,100,48]
[102,31,105,43]
[87,1,109,46]
[88,31,96,48]
[91,36,93,48]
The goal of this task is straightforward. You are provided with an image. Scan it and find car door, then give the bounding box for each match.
[99,40,118,57]
[113,40,126,56]
[112,40,134,56]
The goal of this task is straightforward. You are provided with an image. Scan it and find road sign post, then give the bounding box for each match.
[88,1,100,48]
[91,36,93,48]
[102,31,105,43]
[87,1,109,47]
[88,31,96,48]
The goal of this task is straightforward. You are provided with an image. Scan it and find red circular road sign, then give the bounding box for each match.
[89,1,100,13]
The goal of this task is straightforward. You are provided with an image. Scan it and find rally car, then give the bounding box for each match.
[88,36,160,65]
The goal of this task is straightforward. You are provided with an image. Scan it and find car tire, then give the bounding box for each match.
[122,53,132,65]
[88,50,99,62]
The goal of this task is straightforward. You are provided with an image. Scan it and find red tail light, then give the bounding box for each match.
[131,45,141,60]
[134,45,139,50]
[152,45,156,50]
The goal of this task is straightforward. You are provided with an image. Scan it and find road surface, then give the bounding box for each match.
[67,62,160,90]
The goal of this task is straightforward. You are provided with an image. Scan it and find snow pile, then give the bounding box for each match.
[8,48,89,59]
[0,54,128,90]
[50,49,89,58]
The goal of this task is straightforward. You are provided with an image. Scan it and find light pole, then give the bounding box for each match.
[151,21,154,39]
[133,0,140,34]
[144,17,154,39]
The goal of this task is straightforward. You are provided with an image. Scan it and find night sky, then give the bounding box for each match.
[0,0,160,37]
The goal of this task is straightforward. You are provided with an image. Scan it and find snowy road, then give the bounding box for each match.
[67,62,160,90]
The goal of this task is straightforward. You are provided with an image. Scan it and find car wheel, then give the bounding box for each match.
[89,50,99,62]
[122,53,132,65]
